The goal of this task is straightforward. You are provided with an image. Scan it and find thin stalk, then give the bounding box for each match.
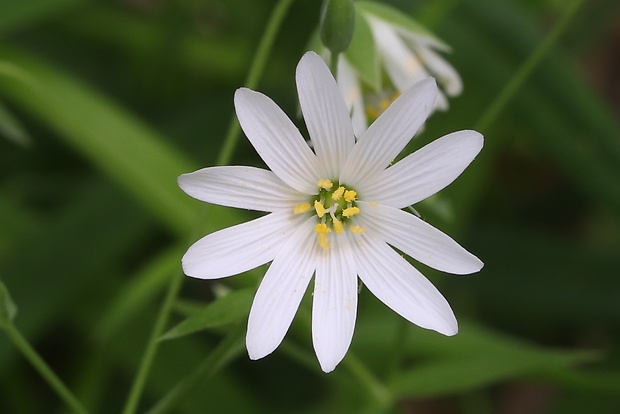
[121,1,295,412]
[330,52,340,79]
[343,353,393,410]
[145,324,246,414]
[475,0,587,132]
[121,268,184,414]
[217,0,295,166]
[3,323,89,414]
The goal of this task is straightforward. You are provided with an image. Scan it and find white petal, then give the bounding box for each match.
[297,52,355,178]
[367,17,431,92]
[340,78,436,187]
[246,217,319,360]
[349,232,458,335]
[178,166,308,212]
[413,44,462,96]
[234,88,319,194]
[357,202,483,274]
[182,211,302,279]
[337,56,368,138]
[361,130,483,208]
[312,233,358,373]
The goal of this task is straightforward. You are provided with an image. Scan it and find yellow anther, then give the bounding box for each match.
[331,186,345,201]
[314,222,331,234]
[314,200,326,218]
[314,223,331,250]
[342,206,360,218]
[317,179,333,190]
[293,203,311,214]
[349,225,365,234]
[343,190,357,202]
[379,99,391,112]
[333,218,344,234]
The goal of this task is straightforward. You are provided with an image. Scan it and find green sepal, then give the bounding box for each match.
[159,288,253,341]
[320,0,355,55]
[0,279,17,328]
[344,7,380,90]
[356,1,450,51]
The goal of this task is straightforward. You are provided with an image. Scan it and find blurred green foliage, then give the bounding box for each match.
[1,0,619,413]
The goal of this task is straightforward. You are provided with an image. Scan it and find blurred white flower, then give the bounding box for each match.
[179,52,483,373]
[331,2,463,136]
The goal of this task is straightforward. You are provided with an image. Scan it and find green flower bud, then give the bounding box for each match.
[320,0,355,56]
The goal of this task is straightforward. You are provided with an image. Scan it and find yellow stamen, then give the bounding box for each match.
[293,203,311,214]
[314,200,326,218]
[349,225,365,234]
[317,179,333,190]
[342,206,360,218]
[314,223,331,250]
[343,190,357,202]
[331,186,345,201]
[333,218,344,234]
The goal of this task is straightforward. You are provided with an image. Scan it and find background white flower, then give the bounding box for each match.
[327,1,463,136]
[179,51,483,373]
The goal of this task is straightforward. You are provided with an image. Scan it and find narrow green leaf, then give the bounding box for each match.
[345,8,380,90]
[95,246,184,343]
[0,0,86,35]
[0,279,17,327]
[160,288,253,341]
[0,100,31,146]
[356,1,449,50]
[395,349,592,398]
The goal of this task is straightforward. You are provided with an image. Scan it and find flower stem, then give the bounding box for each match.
[216,0,295,166]
[330,52,340,79]
[121,1,295,413]
[121,268,184,414]
[2,322,89,414]
[474,0,587,132]
[145,324,246,414]
[343,354,393,410]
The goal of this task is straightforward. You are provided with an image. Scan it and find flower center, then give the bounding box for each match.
[294,179,365,250]
[365,90,400,123]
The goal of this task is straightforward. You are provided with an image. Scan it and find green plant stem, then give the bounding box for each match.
[122,1,295,413]
[474,0,587,132]
[330,52,340,79]
[146,324,246,414]
[343,354,393,410]
[216,0,295,166]
[2,322,89,414]
[122,268,184,414]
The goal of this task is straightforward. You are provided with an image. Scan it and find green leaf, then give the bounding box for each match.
[393,322,595,398]
[345,8,380,90]
[356,1,449,50]
[0,279,17,327]
[0,50,199,236]
[95,246,184,343]
[0,100,31,146]
[0,0,86,35]
[160,288,254,341]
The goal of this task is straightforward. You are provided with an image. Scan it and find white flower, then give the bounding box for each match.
[178,51,483,373]
[331,3,463,136]
[364,14,462,108]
